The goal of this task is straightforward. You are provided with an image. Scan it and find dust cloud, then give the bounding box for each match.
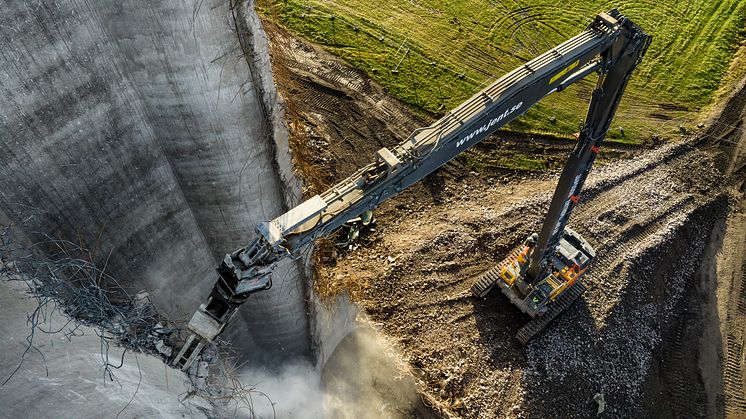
[236,362,326,418]
[322,324,430,419]
[227,322,429,418]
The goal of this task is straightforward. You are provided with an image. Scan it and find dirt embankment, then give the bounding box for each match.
[262,19,745,418]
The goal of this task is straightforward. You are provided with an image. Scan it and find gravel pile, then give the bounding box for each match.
[322,135,731,417]
[523,203,718,417]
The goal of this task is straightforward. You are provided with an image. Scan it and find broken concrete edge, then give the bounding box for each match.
[0,220,182,364]
[0,259,263,415]
[0,239,262,412]
[0,214,255,414]
[234,0,303,211]
[0,277,214,418]
[0,260,175,361]
[234,0,347,369]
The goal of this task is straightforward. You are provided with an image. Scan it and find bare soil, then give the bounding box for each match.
[263,21,746,418]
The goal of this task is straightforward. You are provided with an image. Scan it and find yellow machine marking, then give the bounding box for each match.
[546,275,566,300]
[549,60,580,84]
[500,265,518,285]
[550,285,566,300]
[498,246,530,286]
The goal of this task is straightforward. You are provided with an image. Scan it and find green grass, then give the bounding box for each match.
[465,151,548,172]
[260,0,746,143]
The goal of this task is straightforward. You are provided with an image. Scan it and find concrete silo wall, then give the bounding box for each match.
[0,0,309,362]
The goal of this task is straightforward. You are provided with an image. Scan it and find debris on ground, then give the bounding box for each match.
[262,20,746,418]
[593,393,605,416]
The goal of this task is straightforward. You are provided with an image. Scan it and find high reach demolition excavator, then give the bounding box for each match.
[173,9,650,369]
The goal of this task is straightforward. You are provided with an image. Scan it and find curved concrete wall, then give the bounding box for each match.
[0,279,210,418]
[0,0,309,362]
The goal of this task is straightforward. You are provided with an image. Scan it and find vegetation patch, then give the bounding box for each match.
[260,0,746,142]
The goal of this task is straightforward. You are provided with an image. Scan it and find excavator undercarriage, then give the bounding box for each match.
[471,228,596,343]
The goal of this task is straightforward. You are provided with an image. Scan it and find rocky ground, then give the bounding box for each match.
[263,21,746,418]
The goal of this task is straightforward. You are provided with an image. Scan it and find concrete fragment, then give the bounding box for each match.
[155,339,172,357]
[594,392,606,415]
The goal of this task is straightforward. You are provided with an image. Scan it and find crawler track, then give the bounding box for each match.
[516,281,586,345]
[724,259,746,418]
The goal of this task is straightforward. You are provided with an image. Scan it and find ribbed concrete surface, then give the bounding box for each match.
[0,0,309,363]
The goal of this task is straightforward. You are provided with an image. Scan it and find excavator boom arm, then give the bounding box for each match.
[262,12,627,254]
[173,10,650,369]
[526,13,651,280]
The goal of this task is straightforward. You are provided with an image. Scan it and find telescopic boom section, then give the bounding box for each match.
[525,15,651,283]
[173,10,650,369]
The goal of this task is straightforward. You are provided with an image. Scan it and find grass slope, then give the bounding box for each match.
[260,0,746,142]
[260,0,746,143]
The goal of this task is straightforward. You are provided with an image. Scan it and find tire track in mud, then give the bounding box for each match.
[706,76,746,419]
[724,258,746,417]
[738,264,746,316]
[666,310,705,418]
[650,209,725,419]
[725,332,746,415]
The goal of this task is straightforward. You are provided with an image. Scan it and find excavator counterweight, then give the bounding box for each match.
[173,9,651,369]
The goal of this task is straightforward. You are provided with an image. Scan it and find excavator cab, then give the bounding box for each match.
[472,227,597,344]
[555,228,595,270]
[522,228,596,317]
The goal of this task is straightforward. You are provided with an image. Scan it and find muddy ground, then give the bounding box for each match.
[263,21,746,418]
